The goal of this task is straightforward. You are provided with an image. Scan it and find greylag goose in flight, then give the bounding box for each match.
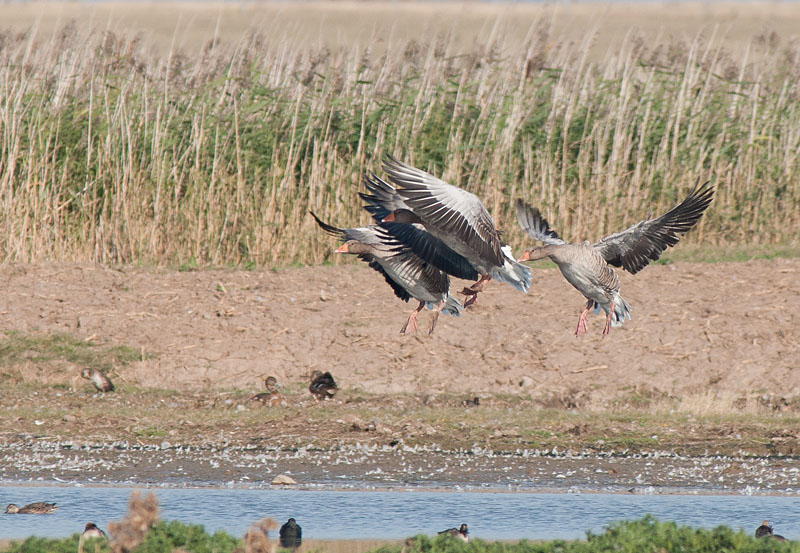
[516,181,714,336]
[370,156,531,306]
[360,173,479,284]
[311,210,463,334]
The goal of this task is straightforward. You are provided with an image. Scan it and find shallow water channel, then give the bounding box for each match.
[0,485,797,541]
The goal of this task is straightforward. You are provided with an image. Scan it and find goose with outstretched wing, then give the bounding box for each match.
[516,181,714,336]
[373,156,531,306]
[311,211,462,335]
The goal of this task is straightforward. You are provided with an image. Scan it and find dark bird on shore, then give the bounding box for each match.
[78,522,107,553]
[755,520,787,541]
[279,518,302,550]
[81,522,107,539]
[81,368,115,392]
[312,209,463,335]
[365,156,530,306]
[461,397,480,407]
[516,181,714,336]
[439,523,469,542]
[5,502,58,514]
[309,370,338,400]
[249,376,286,406]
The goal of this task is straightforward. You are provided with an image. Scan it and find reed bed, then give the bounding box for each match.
[0,18,799,267]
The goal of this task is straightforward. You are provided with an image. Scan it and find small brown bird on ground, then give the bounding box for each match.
[249,376,286,406]
[755,520,787,541]
[81,368,115,392]
[5,502,58,514]
[309,370,338,401]
[438,523,469,542]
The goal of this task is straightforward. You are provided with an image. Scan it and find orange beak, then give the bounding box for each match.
[382,212,396,223]
[518,251,531,262]
[335,244,349,253]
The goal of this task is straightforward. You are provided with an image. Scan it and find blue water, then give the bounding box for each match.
[0,485,797,541]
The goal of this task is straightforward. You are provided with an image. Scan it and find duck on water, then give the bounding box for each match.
[5,502,58,514]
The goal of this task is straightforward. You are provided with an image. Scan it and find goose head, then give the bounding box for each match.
[518,246,550,262]
[335,240,373,255]
[381,209,422,224]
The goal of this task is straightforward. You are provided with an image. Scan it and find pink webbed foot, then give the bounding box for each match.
[575,300,593,337]
[462,275,492,308]
[400,301,426,334]
[602,301,616,337]
[428,302,443,335]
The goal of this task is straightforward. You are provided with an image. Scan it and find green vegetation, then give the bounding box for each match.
[0,331,141,372]
[5,517,798,552]
[0,20,798,267]
[5,521,237,553]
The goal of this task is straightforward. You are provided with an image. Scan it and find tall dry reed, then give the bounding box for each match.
[0,19,798,266]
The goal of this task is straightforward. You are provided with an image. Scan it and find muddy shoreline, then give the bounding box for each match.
[2,438,800,495]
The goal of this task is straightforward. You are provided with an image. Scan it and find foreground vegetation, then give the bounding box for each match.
[0,13,799,266]
[5,516,797,553]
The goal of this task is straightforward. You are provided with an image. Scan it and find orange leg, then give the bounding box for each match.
[575,300,593,337]
[602,301,616,337]
[428,301,445,335]
[401,301,426,334]
[462,275,492,307]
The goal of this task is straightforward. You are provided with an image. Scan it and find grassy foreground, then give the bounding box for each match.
[0,13,799,266]
[4,516,796,553]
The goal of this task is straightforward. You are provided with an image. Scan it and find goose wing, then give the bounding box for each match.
[361,174,479,280]
[594,181,715,274]
[515,199,568,245]
[365,257,413,302]
[311,211,449,302]
[381,156,505,267]
[372,225,451,298]
[310,210,381,246]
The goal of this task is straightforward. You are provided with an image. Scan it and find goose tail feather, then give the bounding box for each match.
[492,247,532,293]
[594,295,632,327]
[441,294,464,317]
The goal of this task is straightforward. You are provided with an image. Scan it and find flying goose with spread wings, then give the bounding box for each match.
[311,210,463,335]
[516,181,715,336]
[369,156,531,306]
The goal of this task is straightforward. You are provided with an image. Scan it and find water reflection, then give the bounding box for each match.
[0,485,797,541]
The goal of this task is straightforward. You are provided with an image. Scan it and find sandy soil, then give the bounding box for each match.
[0,260,799,493]
[1,259,797,401]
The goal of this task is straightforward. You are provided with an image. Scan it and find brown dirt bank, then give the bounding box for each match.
[0,259,797,401]
[0,260,799,492]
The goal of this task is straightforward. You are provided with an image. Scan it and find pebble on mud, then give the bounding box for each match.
[519,376,535,388]
[271,473,297,485]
